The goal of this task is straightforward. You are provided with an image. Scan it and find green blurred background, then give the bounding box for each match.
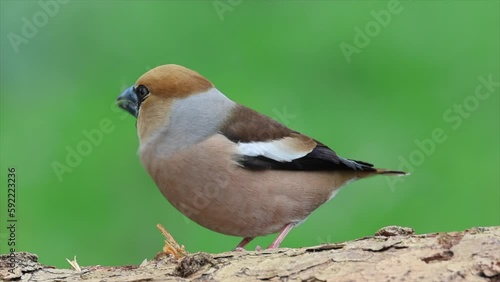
[0,0,498,268]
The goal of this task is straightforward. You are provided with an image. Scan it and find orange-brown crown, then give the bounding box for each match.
[136,64,213,98]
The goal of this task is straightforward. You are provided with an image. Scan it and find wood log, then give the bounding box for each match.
[1,226,498,281]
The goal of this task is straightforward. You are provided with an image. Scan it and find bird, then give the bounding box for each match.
[116,64,407,250]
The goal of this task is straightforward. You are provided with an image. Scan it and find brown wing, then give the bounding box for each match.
[219,105,295,143]
[220,105,376,172]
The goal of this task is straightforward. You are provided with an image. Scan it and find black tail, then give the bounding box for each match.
[375,169,409,176]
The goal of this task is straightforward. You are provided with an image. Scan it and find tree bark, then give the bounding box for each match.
[1,226,499,281]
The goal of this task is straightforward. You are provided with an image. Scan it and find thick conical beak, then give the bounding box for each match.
[116,86,138,118]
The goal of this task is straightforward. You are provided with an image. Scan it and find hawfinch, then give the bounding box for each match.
[117,64,406,250]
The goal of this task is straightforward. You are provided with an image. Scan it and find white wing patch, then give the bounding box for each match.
[237,137,313,162]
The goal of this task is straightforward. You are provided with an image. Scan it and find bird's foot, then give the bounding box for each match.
[266,223,295,249]
[234,237,255,251]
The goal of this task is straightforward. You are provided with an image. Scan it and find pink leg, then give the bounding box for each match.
[267,223,295,249]
[234,237,255,251]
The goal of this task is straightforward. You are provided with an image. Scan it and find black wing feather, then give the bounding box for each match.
[238,142,376,172]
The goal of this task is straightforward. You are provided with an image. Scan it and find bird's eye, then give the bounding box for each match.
[135,85,149,100]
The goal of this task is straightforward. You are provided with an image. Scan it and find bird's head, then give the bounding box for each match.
[117,64,214,141]
[117,64,213,117]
